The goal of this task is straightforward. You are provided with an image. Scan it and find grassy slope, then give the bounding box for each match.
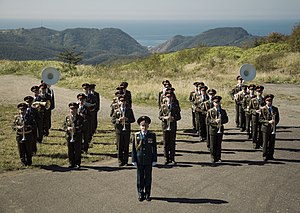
[0,43,299,172]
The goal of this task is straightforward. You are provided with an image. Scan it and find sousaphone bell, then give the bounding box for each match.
[41,67,61,85]
[240,64,256,81]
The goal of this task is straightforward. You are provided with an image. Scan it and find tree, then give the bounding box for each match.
[57,47,83,70]
[254,32,289,47]
[289,23,300,52]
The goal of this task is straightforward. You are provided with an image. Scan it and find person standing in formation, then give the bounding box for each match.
[206,96,228,163]
[12,103,35,166]
[236,84,248,132]
[249,85,265,149]
[159,89,181,165]
[23,96,39,154]
[189,82,199,132]
[90,84,100,134]
[64,102,84,169]
[230,75,244,128]
[39,83,52,137]
[194,85,209,142]
[111,96,135,166]
[132,116,157,202]
[243,84,256,139]
[259,94,280,161]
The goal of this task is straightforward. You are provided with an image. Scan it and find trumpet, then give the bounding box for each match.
[32,100,51,110]
[121,109,126,131]
[271,113,276,134]
[217,111,222,134]
[20,115,27,142]
[69,117,75,143]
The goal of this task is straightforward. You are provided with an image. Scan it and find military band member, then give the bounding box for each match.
[236,85,248,132]
[31,85,44,143]
[90,83,100,134]
[194,85,209,142]
[12,103,35,166]
[159,90,181,165]
[206,96,228,163]
[158,80,171,109]
[120,82,132,108]
[204,88,217,150]
[249,85,265,149]
[259,94,280,161]
[77,93,92,154]
[82,83,97,137]
[189,82,199,131]
[111,96,135,166]
[132,116,157,202]
[41,80,55,130]
[24,96,39,154]
[110,90,124,117]
[230,75,244,128]
[39,83,52,137]
[242,84,256,139]
[64,102,84,168]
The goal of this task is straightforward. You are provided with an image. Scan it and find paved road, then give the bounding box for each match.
[1,124,299,213]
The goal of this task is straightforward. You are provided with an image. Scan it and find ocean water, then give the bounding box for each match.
[0,19,299,47]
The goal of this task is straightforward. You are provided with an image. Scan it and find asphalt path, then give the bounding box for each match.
[0,75,300,212]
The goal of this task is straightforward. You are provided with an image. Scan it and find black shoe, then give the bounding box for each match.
[200,137,204,142]
[69,165,75,168]
[263,157,268,162]
[268,156,274,160]
[145,195,151,201]
[138,193,145,202]
[169,160,176,165]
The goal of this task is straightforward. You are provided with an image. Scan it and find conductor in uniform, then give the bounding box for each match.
[132,116,157,202]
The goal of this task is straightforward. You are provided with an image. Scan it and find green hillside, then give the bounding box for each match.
[0,43,299,109]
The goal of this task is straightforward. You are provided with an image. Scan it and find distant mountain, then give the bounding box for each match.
[151,27,260,53]
[0,27,150,64]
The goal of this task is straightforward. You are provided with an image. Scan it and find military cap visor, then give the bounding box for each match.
[17,102,28,109]
[265,94,274,101]
[68,102,79,109]
[77,93,86,99]
[31,86,40,92]
[82,83,90,88]
[24,96,34,102]
[137,116,151,125]
[236,75,243,80]
[212,96,222,102]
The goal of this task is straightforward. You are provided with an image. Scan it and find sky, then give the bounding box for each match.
[0,0,300,21]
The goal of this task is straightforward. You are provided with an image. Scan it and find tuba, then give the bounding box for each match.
[41,67,60,85]
[240,64,256,82]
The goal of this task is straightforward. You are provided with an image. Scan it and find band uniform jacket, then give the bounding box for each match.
[194,94,209,114]
[249,97,265,116]
[242,94,255,116]
[206,107,229,134]
[259,106,280,133]
[13,113,35,143]
[111,107,135,133]
[63,114,84,141]
[132,131,157,165]
[230,85,242,101]
[124,90,132,108]
[159,99,181,131]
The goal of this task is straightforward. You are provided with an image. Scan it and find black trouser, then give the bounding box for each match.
[43,109,51,136]
[16,133,33,166]
[196,112,207,139]
[82,120,91,153]
[116,130,130,164]
[31,125,38,153]
[262,131,276,159]
[252,114,263,147]
[191,110,196,129]
[163,128,176,162]
[36,112,44,143]
[137,164,152,197]
[235,103,240,127]
[245,113,252,138]
[209,129,223,162]
[239,105,246,131]
[68,136,82,166]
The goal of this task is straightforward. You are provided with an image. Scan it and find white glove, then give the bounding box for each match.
[132,162,137,167]
[152,162,157,166]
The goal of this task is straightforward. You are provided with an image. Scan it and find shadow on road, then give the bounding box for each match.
[38,165,88,172]
[275,147,300,152]
[152,197,228,204]
[82,165,136,172]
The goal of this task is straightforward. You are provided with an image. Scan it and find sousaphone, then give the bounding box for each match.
[240,64,256,81]
[41,67,60,85]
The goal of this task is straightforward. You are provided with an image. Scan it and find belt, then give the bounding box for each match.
[17,130,32,134]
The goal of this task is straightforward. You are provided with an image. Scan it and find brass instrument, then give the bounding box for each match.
[20,115,27,142]
[32,100,51,110]
[161,103,171,131]
[271,113,276,135]
[217,111,222,134]
[240,64,256,82]
[69,116,75,143]
[121,108,126,131]
[41,67,60,85]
